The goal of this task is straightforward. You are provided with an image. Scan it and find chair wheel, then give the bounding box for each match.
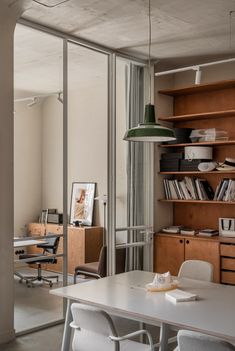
[49,283,53,288]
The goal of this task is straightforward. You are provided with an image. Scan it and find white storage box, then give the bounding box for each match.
[190,128,228,142]
[184,146,212,160]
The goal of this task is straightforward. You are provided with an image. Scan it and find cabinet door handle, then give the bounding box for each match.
[179,239,183,244]
[186,240,190,244]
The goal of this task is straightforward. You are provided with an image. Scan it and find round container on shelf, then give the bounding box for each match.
[184,146,212,160]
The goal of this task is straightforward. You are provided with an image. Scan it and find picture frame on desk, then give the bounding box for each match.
[70,182,96,226]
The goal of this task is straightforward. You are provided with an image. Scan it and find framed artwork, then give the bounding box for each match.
[70,182,96,226]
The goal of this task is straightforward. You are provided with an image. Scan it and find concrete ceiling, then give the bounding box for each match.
[15,0,235,97]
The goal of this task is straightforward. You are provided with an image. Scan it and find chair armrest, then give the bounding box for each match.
[69,322,80,330]
[109,329,154,350]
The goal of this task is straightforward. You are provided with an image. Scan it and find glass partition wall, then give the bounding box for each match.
[13,21,150,334]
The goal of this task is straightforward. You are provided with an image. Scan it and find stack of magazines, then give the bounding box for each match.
[163,177,214,200]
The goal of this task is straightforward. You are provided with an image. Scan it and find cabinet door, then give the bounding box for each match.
[185,238,220,283]
[154,235,184,275]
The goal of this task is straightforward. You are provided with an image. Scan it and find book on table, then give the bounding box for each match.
[165,289,197,303]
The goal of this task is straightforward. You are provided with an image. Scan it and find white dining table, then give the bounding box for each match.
[51,270,235,351]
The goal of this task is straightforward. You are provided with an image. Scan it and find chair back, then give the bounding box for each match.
[71,303,119,351]
[178,260,213,282]
[97,246,126,277]
[38,233,60,255]
[97,246,107,278]
[177,330,235,351]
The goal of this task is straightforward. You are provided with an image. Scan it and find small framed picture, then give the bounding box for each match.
[70,182,96,226]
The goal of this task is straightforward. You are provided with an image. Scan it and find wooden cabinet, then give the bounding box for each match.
[154,235,184,275]
[154,79,235,285]
[154,233,220,282]
[27,223,103,274]
[220,241,235,284]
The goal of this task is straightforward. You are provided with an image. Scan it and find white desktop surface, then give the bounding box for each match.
[14,239,44,248]
[51,270,235,351]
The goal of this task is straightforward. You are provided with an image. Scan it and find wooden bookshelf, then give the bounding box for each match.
[159,140,235,148]
[158,110,235,122]
[154,79,235,284]
[159,199,235,205]
[159,171,235,175]
[158,79,235,96]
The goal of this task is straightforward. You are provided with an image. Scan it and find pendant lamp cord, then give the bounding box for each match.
[148,0,152,104]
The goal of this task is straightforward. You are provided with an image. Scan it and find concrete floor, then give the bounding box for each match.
[2,322,177,351]
[1,324,64,351]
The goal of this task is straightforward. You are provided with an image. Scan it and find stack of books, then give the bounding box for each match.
[198,229,218,237]
[214,179,235,201]
[180,228,196,235]
[163,177,214,200]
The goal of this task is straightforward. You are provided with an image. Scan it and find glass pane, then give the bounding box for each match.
[14,24,63,333]
[67,43,107,261]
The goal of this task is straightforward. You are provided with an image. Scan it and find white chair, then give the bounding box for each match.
[178,259,214,282]
[174,330,235,351]
[167,260,214,347]
[70,303,154,351]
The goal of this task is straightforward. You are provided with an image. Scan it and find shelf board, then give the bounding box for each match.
[158,110,235,122]
[159,199,235,205]
[159,171,235,175]
[158,80,235,96]
[159,140,235,148]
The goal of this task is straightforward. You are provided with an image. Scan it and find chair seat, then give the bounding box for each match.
[19,253,57,264]
[120,339,151,351]
[75,262,99,274]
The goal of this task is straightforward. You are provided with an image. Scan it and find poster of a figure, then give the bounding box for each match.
[70,183,95,226]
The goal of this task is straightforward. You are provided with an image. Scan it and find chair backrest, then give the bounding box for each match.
[97,246,107,278]
[71,303,119,351]
[39,233,60,255]
[178,260,213,282]
[97,246,126,278]
[177,330,235,351]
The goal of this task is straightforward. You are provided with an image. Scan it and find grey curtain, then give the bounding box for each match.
[126,63,145,270]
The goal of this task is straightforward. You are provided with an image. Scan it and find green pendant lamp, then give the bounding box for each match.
[123,0,175,143]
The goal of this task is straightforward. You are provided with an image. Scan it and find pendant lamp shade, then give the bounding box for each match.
[123,104,175,142]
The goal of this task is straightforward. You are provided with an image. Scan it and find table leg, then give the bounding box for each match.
[159,322,169,351]
[61,298,73,351]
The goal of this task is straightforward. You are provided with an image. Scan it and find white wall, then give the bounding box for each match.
[41,96,63,212]
[14,77,108,230]
[14,101,42,235]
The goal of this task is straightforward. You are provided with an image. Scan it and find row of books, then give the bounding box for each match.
[214,179,235,201]
[163,177,214,201]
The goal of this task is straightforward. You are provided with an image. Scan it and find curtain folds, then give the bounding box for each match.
[126,63,145,270]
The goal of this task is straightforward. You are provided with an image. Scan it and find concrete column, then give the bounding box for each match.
[0,0,31,344]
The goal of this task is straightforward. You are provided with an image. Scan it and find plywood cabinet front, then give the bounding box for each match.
[154,234,220,283]
[154,235,184,275]
[184,238,220,283]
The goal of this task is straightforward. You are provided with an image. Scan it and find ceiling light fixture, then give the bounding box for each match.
[123,0,175,142]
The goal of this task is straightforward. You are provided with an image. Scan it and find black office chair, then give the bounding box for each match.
[74,246,126,284]
[19,233,60,288]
